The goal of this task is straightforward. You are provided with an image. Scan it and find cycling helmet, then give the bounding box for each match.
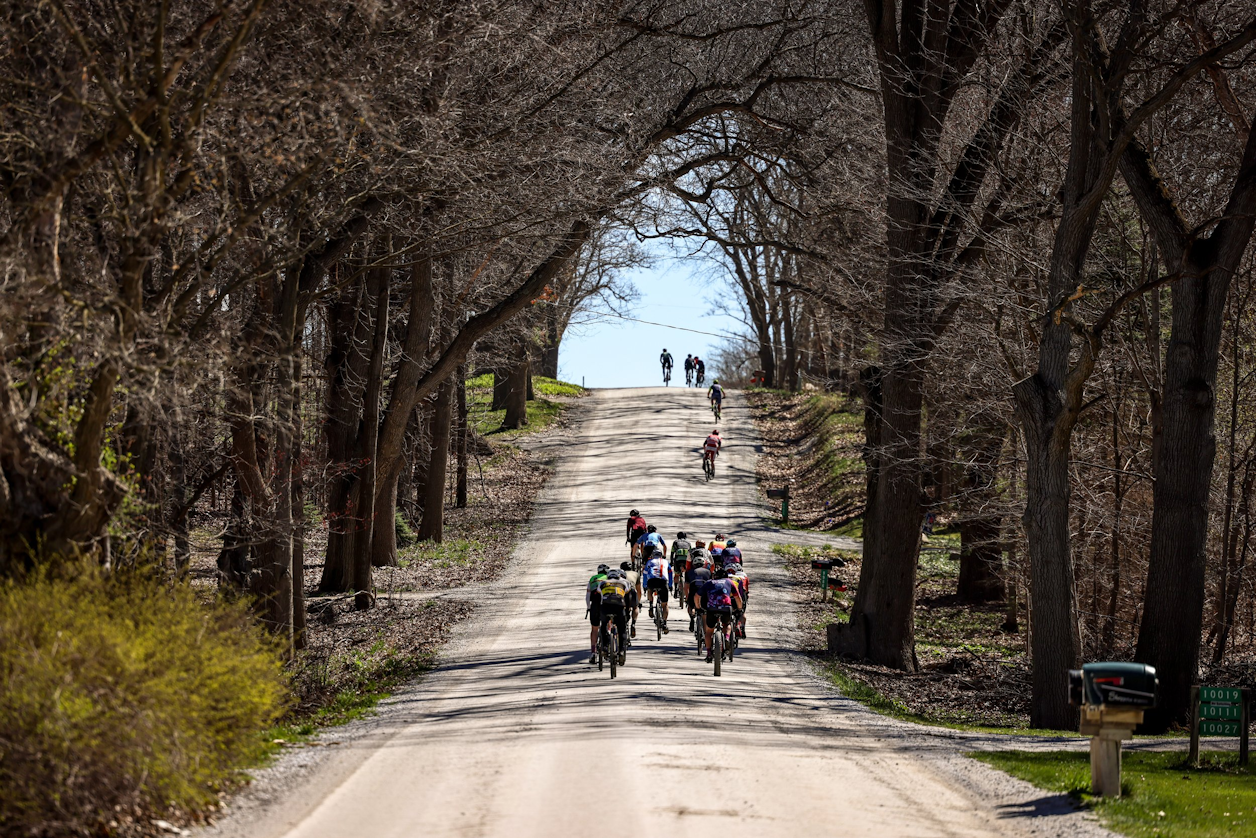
[646,524,657,533]
[607,569,624,579]
[726,539,737,548]
[694,540,706,548]
[726,563,742,573]
[715,533,727,540]
[629,509,639,516]
[619,561,631,571]
[676,531,686,539]
[651,547,664,558]
[713,566,728,578]
[713,378,719,384]
[597,564,609,574]
[662,348,667,352]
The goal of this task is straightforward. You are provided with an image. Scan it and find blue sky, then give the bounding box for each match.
[557,245,744,389]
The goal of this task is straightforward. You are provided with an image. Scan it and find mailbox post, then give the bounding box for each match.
[767,484,791,524]
[1068,662,1158,797]
[810,556,845,602]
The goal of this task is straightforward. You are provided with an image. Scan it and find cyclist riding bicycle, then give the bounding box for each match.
[626,509,647,558]
[684,354,695,385]
[726,561,749,639]
[702,429,722,473]
[694,356,706,384]
[670,531,692,602]
[634,524,667,563]
[597,569,631,665]
[697,564,743,663]
[586,563,610,663]
[685,547,712,634]
[642,549,673,631]
[708,532,727,566]
[707,379,724,412]
[721,538,743,567]
[618,561,642,639]
[660,348,673,374]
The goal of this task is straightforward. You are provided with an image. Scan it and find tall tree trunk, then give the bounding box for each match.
[456,364,469,509]
[418,378,455,541]
[352,251,391,611]
[782,288,798,391]
[503,340,529,430]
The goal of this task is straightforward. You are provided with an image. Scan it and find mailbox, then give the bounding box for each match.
[810,557,845,571]
[1068,662,1158,798]
[1069,662,1158,709]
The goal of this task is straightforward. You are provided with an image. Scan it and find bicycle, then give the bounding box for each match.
[709,610,735,676]
[663,365,672,386]
[696,369,705,386]
[652,593,668,640]
[685,367,693,386]
[711,400,721,421]
[703,452,715,481]
[598,613,623,678]
[692,608,705,651]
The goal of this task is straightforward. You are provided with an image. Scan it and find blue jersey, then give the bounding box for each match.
[636,531,665,554]
[643,557,673,586]
[701,578,737,610]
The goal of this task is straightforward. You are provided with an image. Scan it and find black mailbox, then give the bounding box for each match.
[1068,662,1157,708]
[767,487,790,500]
[810,557,846,570]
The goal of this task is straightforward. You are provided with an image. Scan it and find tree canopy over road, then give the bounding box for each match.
[3,0,1256,752]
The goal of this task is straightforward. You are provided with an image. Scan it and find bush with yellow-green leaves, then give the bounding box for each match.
[0,568,288,836]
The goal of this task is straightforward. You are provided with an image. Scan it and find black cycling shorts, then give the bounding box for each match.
[645,578,669,598]
[600,600,624,621]
[625,590,638,610]
[705,608,733,629]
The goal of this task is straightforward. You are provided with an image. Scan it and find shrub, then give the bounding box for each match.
[395,510,417,547]
[0,568,288,836]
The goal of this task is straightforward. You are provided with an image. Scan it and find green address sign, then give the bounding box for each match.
[1199,720,1242,737]
[1200,703,1242,721]
[1200,686,1243,704]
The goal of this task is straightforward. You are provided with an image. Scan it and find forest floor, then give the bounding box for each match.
[748,388,1256,733]
[185,379,588,739]
[748,388,1035,731]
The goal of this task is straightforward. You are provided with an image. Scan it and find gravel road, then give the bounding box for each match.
[204,387,1114,838]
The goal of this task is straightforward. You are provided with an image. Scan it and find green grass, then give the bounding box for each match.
[465,374,583,437]
[971,750,1256,838]
[830,516,864,539]
[262,646,438,759]
[400,537,485,569]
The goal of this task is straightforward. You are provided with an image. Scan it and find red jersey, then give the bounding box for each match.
[703,434,722,455]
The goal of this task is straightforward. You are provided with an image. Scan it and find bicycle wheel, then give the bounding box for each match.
[713,632,722,676]
[726,623,736,659]
[609,628,618,678]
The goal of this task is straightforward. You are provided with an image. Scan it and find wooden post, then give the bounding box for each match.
[782,484,790,524]
[1242,687,1250,767]
[1090,733,1123,797]
[1189,685,1200,765]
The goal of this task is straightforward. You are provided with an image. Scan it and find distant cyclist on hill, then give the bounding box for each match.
[694,356,706,385]
[707,379,724,414]
[660,349,674,385]
[684,354,695,385]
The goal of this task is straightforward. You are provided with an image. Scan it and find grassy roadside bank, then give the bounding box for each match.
[971,750,1254,838]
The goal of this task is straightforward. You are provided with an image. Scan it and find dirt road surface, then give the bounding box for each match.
[208,388,1110,838]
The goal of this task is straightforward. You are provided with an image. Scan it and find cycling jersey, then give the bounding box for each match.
[670,540,692,569]
[585,572,607,608]
[635,531,666,556]
[721,546,743,565]
[660,352,673,368]
[701,578,738,611]
[684,358,694,371]
[598,576,629,604]
[703,434,721,456]
[727,569,749,601]
[626,515,647,542]
[643,556,673,586]
[708,384,724,402]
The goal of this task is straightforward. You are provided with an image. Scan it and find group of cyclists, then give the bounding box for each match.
[584,510,749,672]
[659,349,707,387]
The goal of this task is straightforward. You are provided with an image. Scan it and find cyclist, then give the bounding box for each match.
[694,356,705,385]
[634,524,667,564]
[697,564,743,663]
[707,378,724,414]
[685,546,712,634]
[670,531,692,604]
[726,561,749,638]
[660,348,674,383]
[708,532,728,566]
[642,549,673,631]
[702,429,722,476]
[684,354,695,385]
[722,538,743,567]
[619,561,642,639]
[597,569,631,665]
[626,509,647,559]
[585,563,610,663]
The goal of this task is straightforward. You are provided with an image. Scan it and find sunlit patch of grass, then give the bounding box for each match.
[971,750,1256,838]
[401,538,485,569]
